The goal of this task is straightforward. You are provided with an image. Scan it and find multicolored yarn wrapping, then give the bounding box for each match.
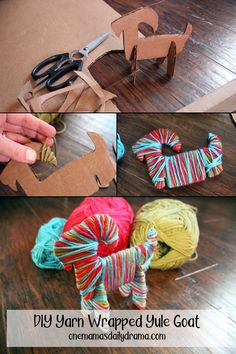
[132,128,223,189]
[130,199,199,270]
[117,134,125,161]
[31,197,134,272]
[63,197,134,256]
[54,214,158,315]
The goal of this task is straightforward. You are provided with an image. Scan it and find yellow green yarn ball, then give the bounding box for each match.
[34,113,60,124]
[130,199,199,270]
[34,114,66,134]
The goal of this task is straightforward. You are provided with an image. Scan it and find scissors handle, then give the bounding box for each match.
[31,53,69,80]
[46,60,83,91]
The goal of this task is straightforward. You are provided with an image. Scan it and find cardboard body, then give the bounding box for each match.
[0,133,116,196]
[136,26,192,60]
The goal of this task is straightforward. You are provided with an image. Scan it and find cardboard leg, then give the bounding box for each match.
[231,113,236,124]
[167,41,176,78]
[156,57,165,65]
[130,45,138,84]
[130,45,138,73]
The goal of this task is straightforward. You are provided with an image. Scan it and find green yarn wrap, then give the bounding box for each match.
[130,199,199,270]
[31,217,66,270]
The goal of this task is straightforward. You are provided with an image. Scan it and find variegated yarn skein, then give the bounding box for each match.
[130,199,199,270]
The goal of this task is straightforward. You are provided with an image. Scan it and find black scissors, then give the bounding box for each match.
[31,32,110,92]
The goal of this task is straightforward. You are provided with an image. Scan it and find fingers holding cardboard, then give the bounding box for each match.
[0,132,116,196]
[0,135,37,164]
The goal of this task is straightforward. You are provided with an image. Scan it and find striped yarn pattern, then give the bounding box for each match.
[54,214,118,300]
[132,128,223,189]
[131,267,147,309]
[82,283,110,319]
[203,133,223,178]
[54,214,157,312]
[101,226,157,292]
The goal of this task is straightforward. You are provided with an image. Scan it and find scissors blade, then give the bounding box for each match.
[80,32,111,55]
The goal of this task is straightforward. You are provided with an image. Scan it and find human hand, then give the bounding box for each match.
[0,114,56,164]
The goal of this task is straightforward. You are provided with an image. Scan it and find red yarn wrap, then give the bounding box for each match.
[63,197,134,257]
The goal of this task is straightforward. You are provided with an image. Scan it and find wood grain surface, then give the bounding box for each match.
[0,197,236,353]
[0,113,117,196]
[117,113,236,196]
[89,0,236,112]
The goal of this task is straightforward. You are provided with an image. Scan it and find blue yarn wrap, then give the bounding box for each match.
[31,217,66,270]
[117,134,125,161]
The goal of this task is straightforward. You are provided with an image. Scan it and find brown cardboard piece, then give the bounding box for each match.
[18,71,116,113]
[0,133,116,196]
[178,78,236,112]
[0,0,123,112]
[112,7,158,61]
[111,7,192,76]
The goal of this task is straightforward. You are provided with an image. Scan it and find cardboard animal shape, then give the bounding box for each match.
[54,214,158,316]
[0,133,115,196]
[132,128,223,189]
[112,7,192,76]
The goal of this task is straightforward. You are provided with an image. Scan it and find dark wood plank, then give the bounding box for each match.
[0,197,236,353]
[0,114,117,196]
[117,113,236,196]
[150,0,236,72]
[89,0,236,112]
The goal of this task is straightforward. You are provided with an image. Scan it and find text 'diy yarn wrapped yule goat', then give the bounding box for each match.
[132,128,223,189]
[33,213,158,317]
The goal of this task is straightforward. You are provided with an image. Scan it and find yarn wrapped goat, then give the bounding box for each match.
[132,128,223,189]
[32,213,158,317]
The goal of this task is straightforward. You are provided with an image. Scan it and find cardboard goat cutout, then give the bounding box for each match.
[112,7,192,77]
[0,133,115,196]
[132,128,223,189]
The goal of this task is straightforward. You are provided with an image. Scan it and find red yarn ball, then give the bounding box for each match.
[63,197,134,257]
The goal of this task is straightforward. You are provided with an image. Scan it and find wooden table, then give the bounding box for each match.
[0,114,116,196]
[0,196,235,353]
[90,0,236,112]
[117,113,236,196]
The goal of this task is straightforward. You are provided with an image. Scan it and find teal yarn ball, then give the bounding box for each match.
[31,217,66,270]
[117,134,125,161]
